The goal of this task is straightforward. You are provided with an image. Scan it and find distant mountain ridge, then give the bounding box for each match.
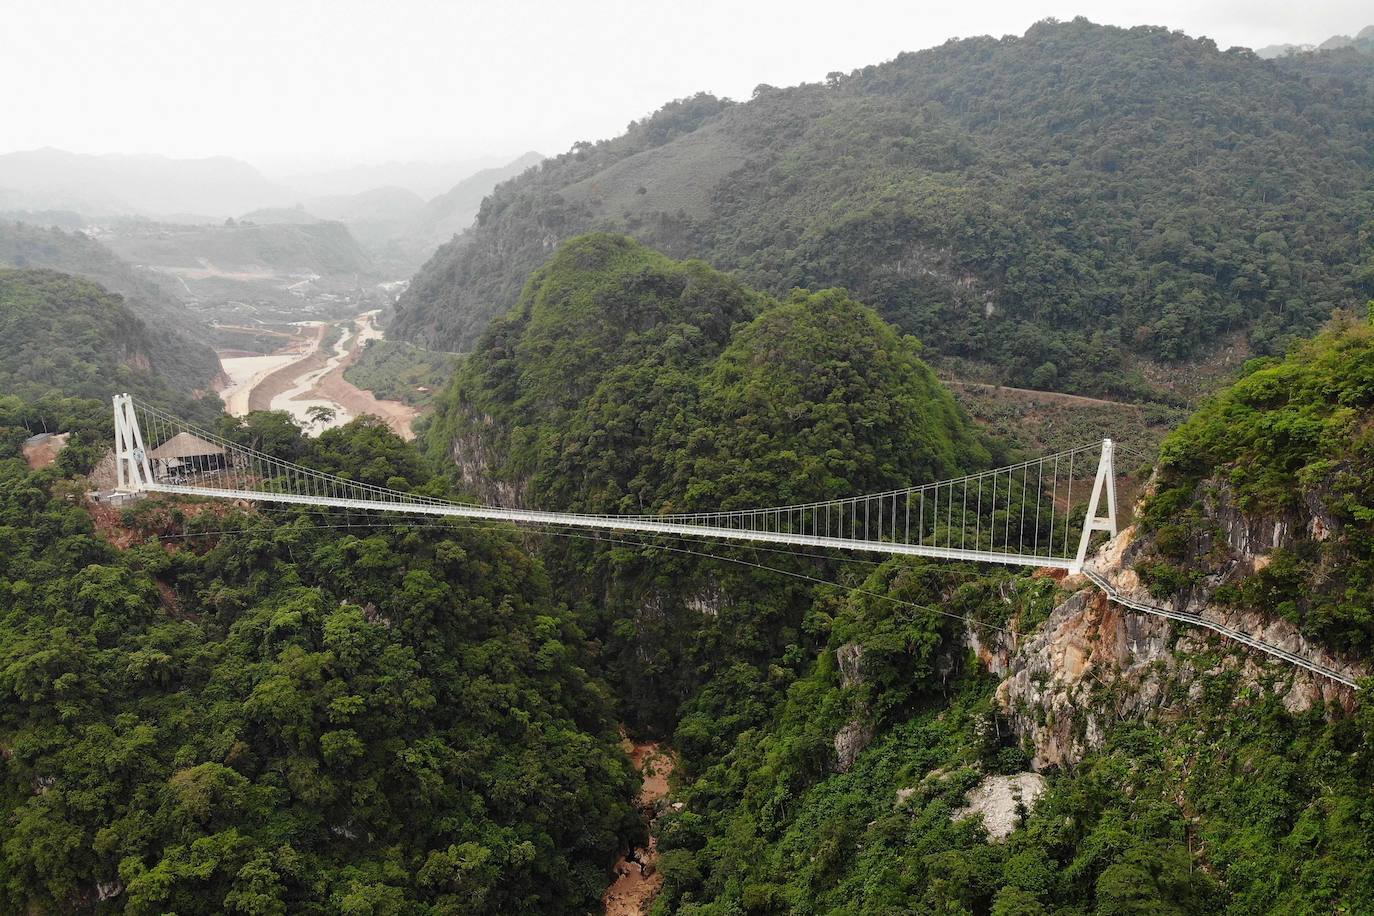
[1256,24,1374,58]
[0,148,288,219]
[238,152,545,272]
[279,155,518,199]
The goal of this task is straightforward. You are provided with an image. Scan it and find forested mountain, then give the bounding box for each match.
[0,269,220,419]
[8,13,1374,913]
[426,233,986,517]
[3,236,1373,912]
[418,235,1374,912]
[644,313,1374,914]
[0,222,221,390]
[0,408,639,912]
[425,232,990,730]
[394,18,1374,399]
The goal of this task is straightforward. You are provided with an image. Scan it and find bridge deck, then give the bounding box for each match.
[145,484,1076,570]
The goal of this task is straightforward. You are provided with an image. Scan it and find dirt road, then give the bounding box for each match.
[941,379,1144,410]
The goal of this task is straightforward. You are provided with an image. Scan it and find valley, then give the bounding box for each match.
[3,10,1374,916]
[217,310,417,437]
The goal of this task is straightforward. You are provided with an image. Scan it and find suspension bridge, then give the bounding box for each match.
[109,394,1360,688]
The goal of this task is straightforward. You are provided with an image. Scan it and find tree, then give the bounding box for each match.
[306,405,337,430]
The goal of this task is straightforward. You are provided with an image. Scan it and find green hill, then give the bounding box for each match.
[0,268,220,419]
[394,18,1374,399]
[1136,310,1374,654]
[426,233,986,514]
[102,218,373,277]
[0,222,220,392]
[426,233,989,729]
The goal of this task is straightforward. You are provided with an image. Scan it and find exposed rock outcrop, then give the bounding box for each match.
[836,642,865,689]
[992,526,1367,771]
[833,719,874,773]
[448,409,525,507]
[951,772,1046,841]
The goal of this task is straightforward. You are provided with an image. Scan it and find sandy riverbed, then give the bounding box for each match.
[217,343,313,416]
[270,323,356,432]
[215,312,417,439]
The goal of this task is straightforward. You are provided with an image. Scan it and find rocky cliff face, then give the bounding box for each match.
[989,525,1367,771]
[446,407,526,508]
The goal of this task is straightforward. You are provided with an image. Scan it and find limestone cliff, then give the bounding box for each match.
[988,525,1368,771]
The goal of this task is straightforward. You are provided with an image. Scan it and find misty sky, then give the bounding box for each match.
[5,0,1370,174]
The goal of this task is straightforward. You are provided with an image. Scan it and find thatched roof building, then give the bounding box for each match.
[148,432,224,461]
[148,432,228,478]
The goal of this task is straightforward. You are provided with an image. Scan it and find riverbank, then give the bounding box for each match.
[215,312,417,439]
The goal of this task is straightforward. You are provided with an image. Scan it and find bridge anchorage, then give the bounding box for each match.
[110,394,1358,688]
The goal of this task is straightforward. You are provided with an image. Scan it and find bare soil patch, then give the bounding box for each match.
[22,432,70,469]
[307,334,418,439]
[604,739,676,916]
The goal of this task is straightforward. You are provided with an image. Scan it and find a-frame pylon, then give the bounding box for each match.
[1071,438,1118,573]
[112,393,153,492]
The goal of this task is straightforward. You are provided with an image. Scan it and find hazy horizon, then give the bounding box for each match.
[5,0,1372,173]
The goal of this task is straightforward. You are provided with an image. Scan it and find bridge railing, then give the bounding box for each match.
[113,393,1119,570]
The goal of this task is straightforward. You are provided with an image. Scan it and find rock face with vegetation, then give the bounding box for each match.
[1132,314,1374,655]
[395,18,1374,400]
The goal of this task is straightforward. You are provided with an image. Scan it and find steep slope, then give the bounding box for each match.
[0,410,639,913]
[394,18,1374,399]
[0,268,220,419]
[646,315,1374,915]
[415,151,544,247]
[427,232,989,732]
[0,222,220,392]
